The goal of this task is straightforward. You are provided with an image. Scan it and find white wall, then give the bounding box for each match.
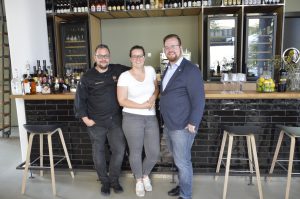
[4,0,50,161]
[4,0,50,78]
[285,0,300,13]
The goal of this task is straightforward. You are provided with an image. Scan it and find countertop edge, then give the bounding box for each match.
[10,91,300,100]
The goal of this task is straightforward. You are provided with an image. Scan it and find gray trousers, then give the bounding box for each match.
[122,112,160,179]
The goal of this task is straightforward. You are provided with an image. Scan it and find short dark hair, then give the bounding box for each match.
[163,34,181,46]
[129,45,145,57]
[95,44,110,53]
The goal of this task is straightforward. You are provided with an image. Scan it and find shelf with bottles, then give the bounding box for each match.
[45,0,285,19]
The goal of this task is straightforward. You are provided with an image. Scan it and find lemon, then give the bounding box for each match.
[259,77,265,83]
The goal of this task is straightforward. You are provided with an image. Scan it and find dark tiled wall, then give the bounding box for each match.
[25,99,300,175]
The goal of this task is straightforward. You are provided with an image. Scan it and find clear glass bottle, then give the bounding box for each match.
[11,68,23,95]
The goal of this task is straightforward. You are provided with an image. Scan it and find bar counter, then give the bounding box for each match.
[11,88,300,174]
[10,90,300,100]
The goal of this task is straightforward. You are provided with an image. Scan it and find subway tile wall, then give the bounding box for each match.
[25,99,300,175]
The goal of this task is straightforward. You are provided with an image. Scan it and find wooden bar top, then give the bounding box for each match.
[10,91,300,100]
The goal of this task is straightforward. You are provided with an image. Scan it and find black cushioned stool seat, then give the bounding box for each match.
[268,125,300,199]
[215,125,263,199]
[21,124,74,195]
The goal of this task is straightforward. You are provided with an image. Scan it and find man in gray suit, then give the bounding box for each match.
[160,34,205,199]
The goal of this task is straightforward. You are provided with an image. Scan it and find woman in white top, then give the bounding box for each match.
[117,45,160,197]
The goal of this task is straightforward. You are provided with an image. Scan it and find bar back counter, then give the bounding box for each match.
[11,89,300,175]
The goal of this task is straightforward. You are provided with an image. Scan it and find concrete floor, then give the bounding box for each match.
[1,130,300,199]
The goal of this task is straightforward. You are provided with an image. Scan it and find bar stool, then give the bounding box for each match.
[268,125,300,199]
[21,124,74,195]
[215,125,263,199]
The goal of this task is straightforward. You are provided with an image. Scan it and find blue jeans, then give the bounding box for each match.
[87,121,125,185]
[164,127,196,199]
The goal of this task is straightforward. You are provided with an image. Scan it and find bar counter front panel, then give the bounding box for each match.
[13,92,300,175]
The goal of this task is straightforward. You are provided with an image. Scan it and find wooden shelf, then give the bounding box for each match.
[89,8,202,19]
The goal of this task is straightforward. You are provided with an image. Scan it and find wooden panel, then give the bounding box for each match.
[54,16,65,76]
[110,11,131,18]
[165,9,183,16]
[183,8,201,16]
[88,14,101,63]
[91,12,114,19]
[146,10,165,17]
[127,10,148,18]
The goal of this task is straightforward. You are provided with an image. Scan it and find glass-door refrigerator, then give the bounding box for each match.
[60,20,90,77]
[206,15,238,81]
[244,14,277,81]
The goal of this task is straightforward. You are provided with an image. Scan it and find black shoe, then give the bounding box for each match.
[168,186,180,196]
[101,183,111,196]
[178,197,184,199]
[111,183,124,193]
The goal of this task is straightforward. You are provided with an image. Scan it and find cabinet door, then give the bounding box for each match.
[245,14,277,80]
[60,20,90,76]
[206,16,237,81]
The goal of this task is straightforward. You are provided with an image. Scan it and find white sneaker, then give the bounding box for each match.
[143,176,152,192]
[136,181,145,197]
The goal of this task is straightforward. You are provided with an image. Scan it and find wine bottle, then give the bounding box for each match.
[277,64,288,92]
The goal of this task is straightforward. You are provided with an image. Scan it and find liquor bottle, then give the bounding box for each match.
[101,0,107,11]
[90,0,96,12]
[73,0,78,12]
[37,60,43,77]
[164,0,169,8]
[130,0,135,10]
[36,77,42,93]
[277,64,288,92]
[145,0,150,9]
[23,62,32,95]
[140,0,145,10]
[42,60,48,76]
[121,0,126,10]
[96,0,102,11]
[116,0,122,11]
[108,0,112,11]
[11,68,24,95]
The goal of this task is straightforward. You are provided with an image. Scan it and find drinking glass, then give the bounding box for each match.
[237,73,246,93]
[221,73,229,93]
[229,73,238,93]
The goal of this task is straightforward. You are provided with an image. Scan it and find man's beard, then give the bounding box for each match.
[166,53,179,62]
[97,63,108,70]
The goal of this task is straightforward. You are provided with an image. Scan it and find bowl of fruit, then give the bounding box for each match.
[256,76,275,92]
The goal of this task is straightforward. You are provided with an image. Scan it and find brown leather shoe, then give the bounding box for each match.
[168,186,180,196]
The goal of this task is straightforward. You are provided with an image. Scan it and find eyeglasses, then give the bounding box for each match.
[95,54,110,59]
[131,55,145,59]
[164,45,180,51]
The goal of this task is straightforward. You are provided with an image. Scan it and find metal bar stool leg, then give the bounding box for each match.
[223,134,233,199]
[215,130,228,181]
[285,136,295,199]
[268,130,285,181]
[250,135,263,199]
[58,128,74,178]
[47,133,56,195]
[21,133,35,194]
[39,134,43,177]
